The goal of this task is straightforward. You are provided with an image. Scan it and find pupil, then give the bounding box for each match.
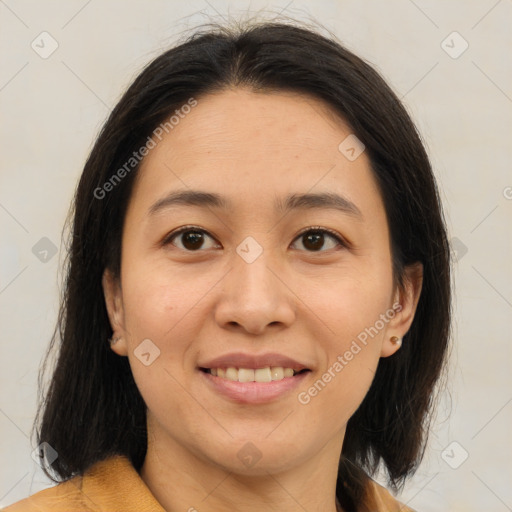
[183,231,203,250]
[305,231,323,251]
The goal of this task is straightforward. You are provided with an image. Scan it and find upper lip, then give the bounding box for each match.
[199,352,312,371]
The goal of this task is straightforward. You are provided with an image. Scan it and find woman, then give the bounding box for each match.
[4,20,451,512]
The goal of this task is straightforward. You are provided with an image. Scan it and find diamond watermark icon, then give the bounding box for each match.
[441,441,469,469]
[31,442,58,468]
[441,31,468,59]
[338,134,365,161]
[236,236,263,264]
[237,442,262,468]
[134,338,161,366]
[31,31,59,59]
[32,237,58,263]
[450,237,468,261]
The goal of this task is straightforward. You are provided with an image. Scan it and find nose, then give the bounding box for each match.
[214,245,296,335]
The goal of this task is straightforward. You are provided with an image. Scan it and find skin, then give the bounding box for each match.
[103,88,422,512]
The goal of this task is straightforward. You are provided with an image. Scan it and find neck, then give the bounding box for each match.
[140,421,345,512]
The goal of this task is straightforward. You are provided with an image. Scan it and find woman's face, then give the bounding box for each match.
[103,88,421,476]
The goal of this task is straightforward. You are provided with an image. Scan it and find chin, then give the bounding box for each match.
[201,436,309,477]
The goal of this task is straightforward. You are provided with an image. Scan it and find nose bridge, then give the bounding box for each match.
[236,241,274,290]
[231,235,280,303]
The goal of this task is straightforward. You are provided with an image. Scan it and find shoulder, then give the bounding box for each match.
[362,479,416,512]
[2,454,165,512]
[1,476,93,512]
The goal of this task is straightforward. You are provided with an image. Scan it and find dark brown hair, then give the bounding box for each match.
[34,19,451,511]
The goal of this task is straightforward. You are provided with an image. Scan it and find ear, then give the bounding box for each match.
[381,262,423,357]
[102,268,128,356]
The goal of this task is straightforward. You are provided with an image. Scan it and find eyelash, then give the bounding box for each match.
[162,225,348,252]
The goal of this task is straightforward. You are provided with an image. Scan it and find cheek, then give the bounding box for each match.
[123,282,176,338]
[120,257,202,341]
[293,330,381,445]
[297,303,385,431]
[119,258,217,390]
[299,259,393,408]
[119,265,195,418]
[308,259,394,341]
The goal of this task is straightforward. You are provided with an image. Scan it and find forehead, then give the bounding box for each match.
[159,88,354,158]
[129,88,382,219]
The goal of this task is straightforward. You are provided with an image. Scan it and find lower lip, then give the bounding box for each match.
[199,369,310,404]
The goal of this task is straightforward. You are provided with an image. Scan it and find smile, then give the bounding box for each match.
[199,367,311,404]
[201,366,310,382]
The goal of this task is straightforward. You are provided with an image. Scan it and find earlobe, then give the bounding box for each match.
[380,335,403,357]
[381,262,423,358]
[102,269,128,356]
[108,334,128,356]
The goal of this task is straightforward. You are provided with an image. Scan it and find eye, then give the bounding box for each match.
[162,226,347,253]
[291,227,346,252]
[162,226,219,251]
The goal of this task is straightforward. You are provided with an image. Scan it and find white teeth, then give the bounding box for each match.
[283,368,294,378]
[225,367,238,381]
[255,367,272,382]
[208,366,301,382]
[238,368,255,382]
[270,367,284,380]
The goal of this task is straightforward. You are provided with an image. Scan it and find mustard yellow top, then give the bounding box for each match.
[2,455,414,511]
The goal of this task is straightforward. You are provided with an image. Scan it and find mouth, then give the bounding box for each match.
[198,366,312,404]
[199,366,311,382]
[197,352,313,404]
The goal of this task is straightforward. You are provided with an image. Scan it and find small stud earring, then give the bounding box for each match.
[390,336,402,347]
[109,336,121,345]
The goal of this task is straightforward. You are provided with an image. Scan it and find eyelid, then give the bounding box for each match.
[294,225,348,249]
[162,225,349,251]
[161,225,216,247]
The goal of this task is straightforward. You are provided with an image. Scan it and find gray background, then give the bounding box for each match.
[1,1,511,510]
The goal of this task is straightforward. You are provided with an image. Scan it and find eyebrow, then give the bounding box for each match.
[148,189,362,219]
